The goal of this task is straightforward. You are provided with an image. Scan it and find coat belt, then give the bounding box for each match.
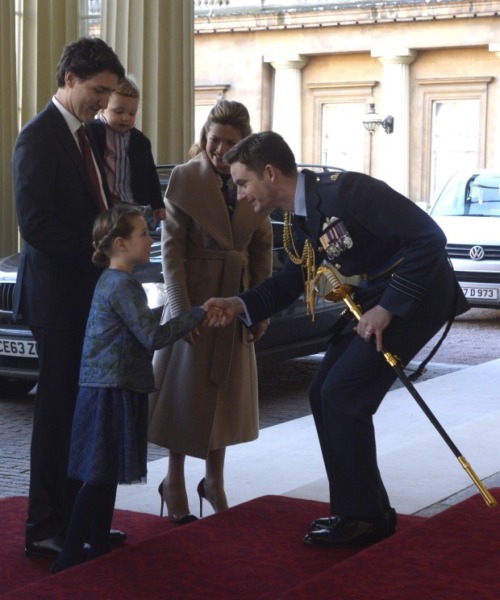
[187,247,248,389]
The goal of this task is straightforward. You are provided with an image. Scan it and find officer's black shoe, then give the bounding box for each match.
[310,508,396,533]
[309,515,340,531]
[304,509,397,548]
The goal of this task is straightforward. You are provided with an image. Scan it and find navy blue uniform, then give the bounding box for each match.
[241,170,468,518]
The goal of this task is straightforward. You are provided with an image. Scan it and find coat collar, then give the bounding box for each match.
[302,169,326,244]
[167,152,269,250]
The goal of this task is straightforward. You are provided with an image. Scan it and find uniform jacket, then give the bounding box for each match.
[148,152,273,458]
[240,170,468,326]
[88,120,163,211]
[12,101,106,328]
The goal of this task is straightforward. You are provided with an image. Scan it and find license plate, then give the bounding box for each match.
[0,338,38,357]
[462,288,499,300]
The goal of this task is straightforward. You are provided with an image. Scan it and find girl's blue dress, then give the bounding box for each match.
[68,268,204,485]
[69,387,148,484]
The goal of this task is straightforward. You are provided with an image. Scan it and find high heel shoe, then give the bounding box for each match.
[157,481,198,525]
[197,478,207,518]
[196,478,229,517]
[158,481,166,517]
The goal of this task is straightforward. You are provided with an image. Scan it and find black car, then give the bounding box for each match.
[0,164,343,399]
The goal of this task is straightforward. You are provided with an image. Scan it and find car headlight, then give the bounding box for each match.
[142,282,168,310]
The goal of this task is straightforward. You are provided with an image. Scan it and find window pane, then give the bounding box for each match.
[79,0,101,37]
[430,99,479,200]
[321,103,365,171]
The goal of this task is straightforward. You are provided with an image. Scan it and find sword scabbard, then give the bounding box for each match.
[458,456,497,507]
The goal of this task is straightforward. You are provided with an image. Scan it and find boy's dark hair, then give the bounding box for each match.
[92,203,144,268]
[56,37,125,87]
[223,131,297,177]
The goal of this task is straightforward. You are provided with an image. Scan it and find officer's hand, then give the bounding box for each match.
[203,297,244,327]
[355,305,393,352]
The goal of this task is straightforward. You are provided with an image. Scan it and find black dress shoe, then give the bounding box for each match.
[25,535,64,559]
[304,509,397,548]
[109,529,127,543]
[310,515,340,531]
[310,509,397,534]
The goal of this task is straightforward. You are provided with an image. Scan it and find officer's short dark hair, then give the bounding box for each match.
[224,131,297,177]
[56,37,125,87]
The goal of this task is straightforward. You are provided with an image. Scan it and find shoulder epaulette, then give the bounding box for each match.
[314,170,344,186]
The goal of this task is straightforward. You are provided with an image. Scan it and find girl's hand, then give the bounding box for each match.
[184,328,200,346]
[153,207,167,221]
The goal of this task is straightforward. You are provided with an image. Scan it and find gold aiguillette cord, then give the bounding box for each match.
[283,212,317,319]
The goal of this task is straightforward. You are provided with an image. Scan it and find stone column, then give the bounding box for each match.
[371,49,417,196]
[265,55,307,162]
[102,0,194,164]
[0,0,19,255]
[488,44,500,167]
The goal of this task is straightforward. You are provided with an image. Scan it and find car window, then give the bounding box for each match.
[431,171,500,217]
[465,175,500,217]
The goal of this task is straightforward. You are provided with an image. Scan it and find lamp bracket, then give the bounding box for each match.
[381,115,394,134]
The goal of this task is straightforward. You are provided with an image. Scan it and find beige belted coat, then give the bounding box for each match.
[148,152,273,458]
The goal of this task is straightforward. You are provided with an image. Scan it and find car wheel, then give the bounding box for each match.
[0,377,36,400]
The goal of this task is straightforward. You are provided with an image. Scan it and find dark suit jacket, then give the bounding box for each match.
[88,120,163,210]
[240,170,468,327]
[12,101,105,329]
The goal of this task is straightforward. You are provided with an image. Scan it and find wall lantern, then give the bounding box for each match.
[362,98,394,135]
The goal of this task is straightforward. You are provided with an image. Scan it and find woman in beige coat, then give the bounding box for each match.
[148,101,272,523]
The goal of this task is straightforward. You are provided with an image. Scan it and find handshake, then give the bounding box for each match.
[200,296,268,342]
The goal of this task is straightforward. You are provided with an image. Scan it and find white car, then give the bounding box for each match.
[430,169,500,308]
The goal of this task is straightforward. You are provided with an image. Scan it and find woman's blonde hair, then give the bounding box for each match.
[197,99,252,154]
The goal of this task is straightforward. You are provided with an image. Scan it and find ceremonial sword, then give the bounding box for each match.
[313,265,497,508]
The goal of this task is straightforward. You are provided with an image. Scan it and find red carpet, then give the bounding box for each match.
[0,495,421,599]
[2,491,498,599]
[282,490,500,600]
[0,496,176,596]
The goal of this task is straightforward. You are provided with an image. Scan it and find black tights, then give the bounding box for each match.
[53,482,117,571]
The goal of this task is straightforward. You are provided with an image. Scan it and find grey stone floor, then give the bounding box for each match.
[3,306,499,514]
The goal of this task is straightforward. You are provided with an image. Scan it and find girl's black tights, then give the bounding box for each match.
[52,482,117,572]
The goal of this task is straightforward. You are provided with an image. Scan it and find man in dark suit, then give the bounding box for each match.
[12,38,125,558]
[204,131,469,548]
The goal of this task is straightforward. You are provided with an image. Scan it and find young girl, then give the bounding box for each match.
[51,204,205,573]
[88,76,166,223]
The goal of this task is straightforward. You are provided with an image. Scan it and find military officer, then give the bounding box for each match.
[204,131,468,548]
